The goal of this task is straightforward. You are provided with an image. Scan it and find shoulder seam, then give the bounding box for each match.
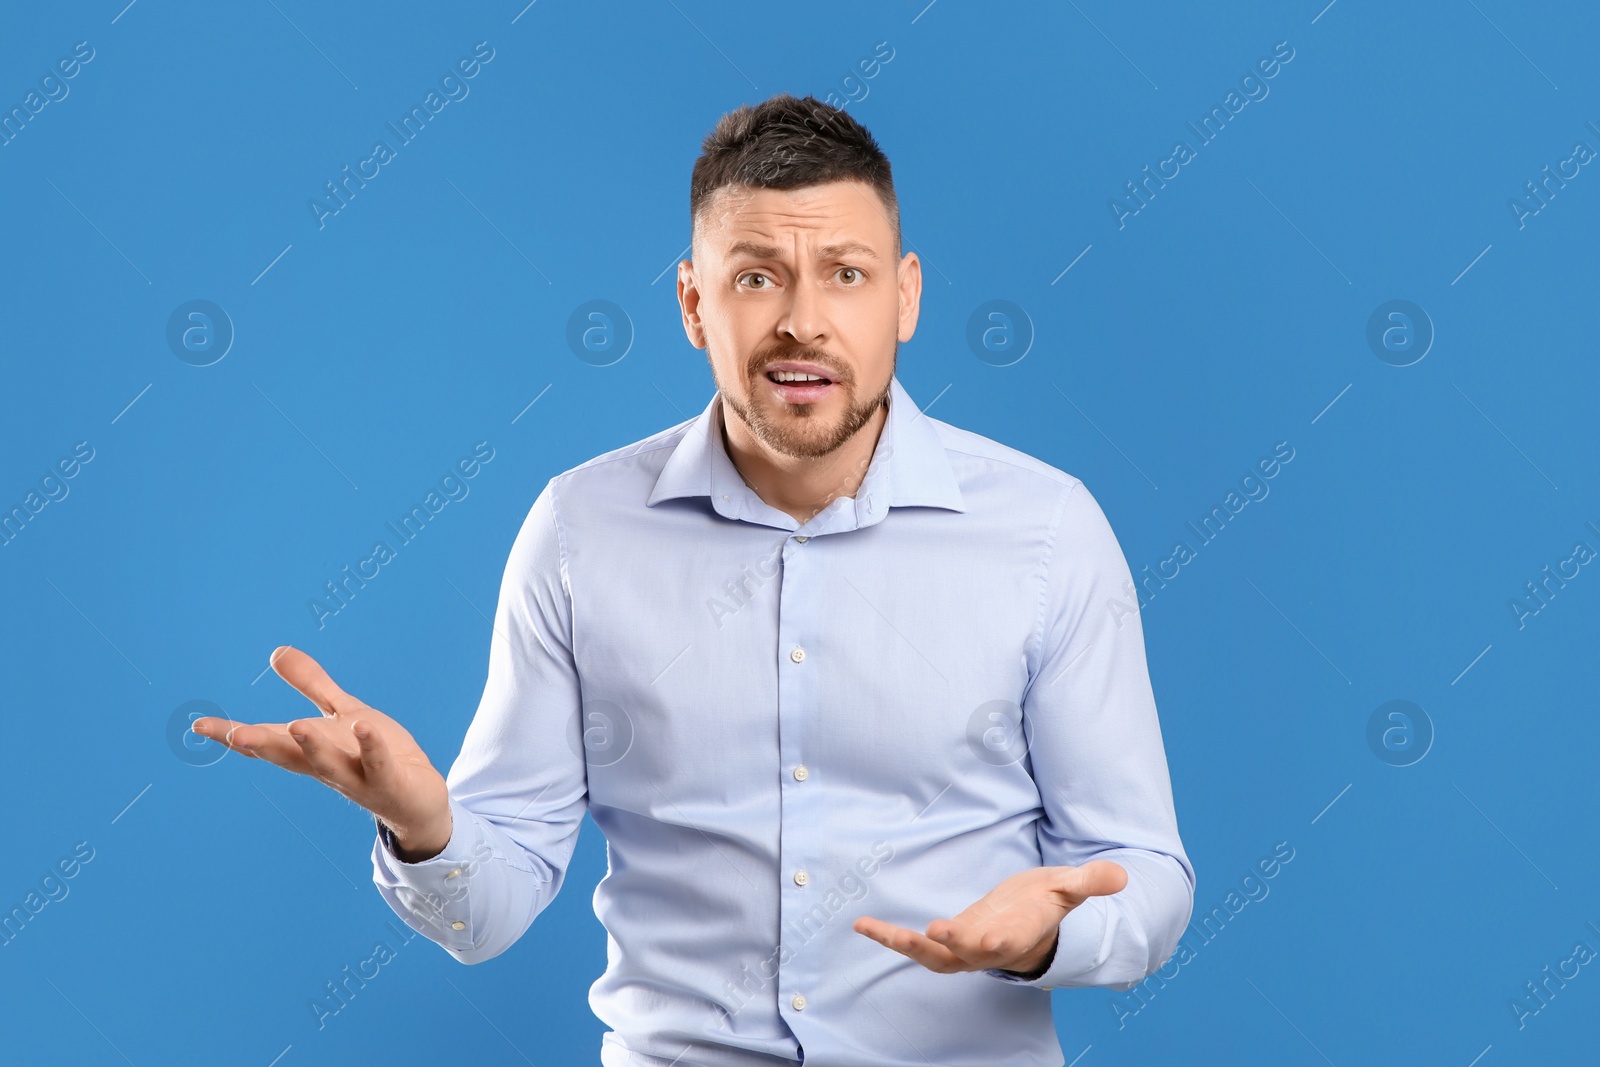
[937,439,1078,488]
[554,435,684,483]
[545,476,573,603]
[1026,480,1088,680]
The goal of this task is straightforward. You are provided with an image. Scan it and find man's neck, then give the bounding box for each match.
[720,396,889,525]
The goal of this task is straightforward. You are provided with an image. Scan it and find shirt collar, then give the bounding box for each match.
[646,374,966,526]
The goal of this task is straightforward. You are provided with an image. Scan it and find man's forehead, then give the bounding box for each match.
[699,181,892,256]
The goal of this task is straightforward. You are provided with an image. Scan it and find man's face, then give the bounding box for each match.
[678,179,921,460]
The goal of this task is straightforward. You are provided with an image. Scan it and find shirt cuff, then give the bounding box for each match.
[984,894,1110,991]
[369,795,483,952]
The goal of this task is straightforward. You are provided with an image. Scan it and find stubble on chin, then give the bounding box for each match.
[722,377,887,460]
[714,342,895,460]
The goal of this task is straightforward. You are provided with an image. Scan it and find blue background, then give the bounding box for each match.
[3,0,1597,1063]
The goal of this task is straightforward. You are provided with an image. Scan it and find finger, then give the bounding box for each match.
[350,717,391,786]
[924,917,1023,966]
[271,645,352,717]
[289,717,363,790]
[852,916,966,973]
[192,716,305,768]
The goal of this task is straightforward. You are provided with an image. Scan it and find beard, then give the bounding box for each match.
[713,341,895,460]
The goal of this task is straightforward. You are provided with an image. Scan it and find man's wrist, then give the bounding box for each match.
[1000,929,1059,980]
[384,809,453,864]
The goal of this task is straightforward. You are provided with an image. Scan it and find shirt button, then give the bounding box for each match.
[793,764,808,781]
[791,993,807,1011]
[789,647,806,664]
[450,921,466,930]
[445,868,462,879]
[795,534,809,543]
[793,870,809,886]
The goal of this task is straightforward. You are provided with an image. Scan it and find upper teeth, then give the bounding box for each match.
[773,371,824,382]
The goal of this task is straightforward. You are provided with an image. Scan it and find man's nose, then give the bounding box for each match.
[777,275,827,346]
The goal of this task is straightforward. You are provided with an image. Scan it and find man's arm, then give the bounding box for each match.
[984,479,1196,991]
[371,478,590,965]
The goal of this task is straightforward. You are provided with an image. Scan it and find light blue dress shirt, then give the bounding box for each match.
[370,375,1195,1067]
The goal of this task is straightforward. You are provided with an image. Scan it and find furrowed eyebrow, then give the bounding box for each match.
[726,240,880,263]
[820,241,880,262]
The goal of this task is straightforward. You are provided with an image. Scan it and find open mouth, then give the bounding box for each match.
[765,370,834,387]
[763,369,838,404]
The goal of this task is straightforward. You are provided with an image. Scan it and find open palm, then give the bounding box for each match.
[854,860,1128,976]
[192,646,451,857]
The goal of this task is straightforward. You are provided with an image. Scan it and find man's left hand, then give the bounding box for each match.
[852,860,1128,976]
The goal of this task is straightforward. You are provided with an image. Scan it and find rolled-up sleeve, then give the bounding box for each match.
[370,477,589,965]
[985,479,1196,991]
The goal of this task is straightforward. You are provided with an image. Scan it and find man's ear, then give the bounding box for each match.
[896,251,923,343]
[678,259,707,350]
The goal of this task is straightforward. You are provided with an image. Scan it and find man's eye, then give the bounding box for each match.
[838,267,863,285]
[740,272,771,289]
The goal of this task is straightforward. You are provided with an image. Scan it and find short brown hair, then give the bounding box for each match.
[690,93,900,256]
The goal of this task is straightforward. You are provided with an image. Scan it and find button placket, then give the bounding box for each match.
[775,537,819,1018]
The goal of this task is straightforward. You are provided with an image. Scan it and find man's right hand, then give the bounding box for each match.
[192,646,453,862]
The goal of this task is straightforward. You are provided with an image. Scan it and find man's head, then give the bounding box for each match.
[678,93,921,461]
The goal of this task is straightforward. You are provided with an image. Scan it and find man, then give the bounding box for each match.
[194,93,1194,1066]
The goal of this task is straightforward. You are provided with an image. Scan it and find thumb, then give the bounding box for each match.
[1064,860,1128,901]
[273,645,354,716]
